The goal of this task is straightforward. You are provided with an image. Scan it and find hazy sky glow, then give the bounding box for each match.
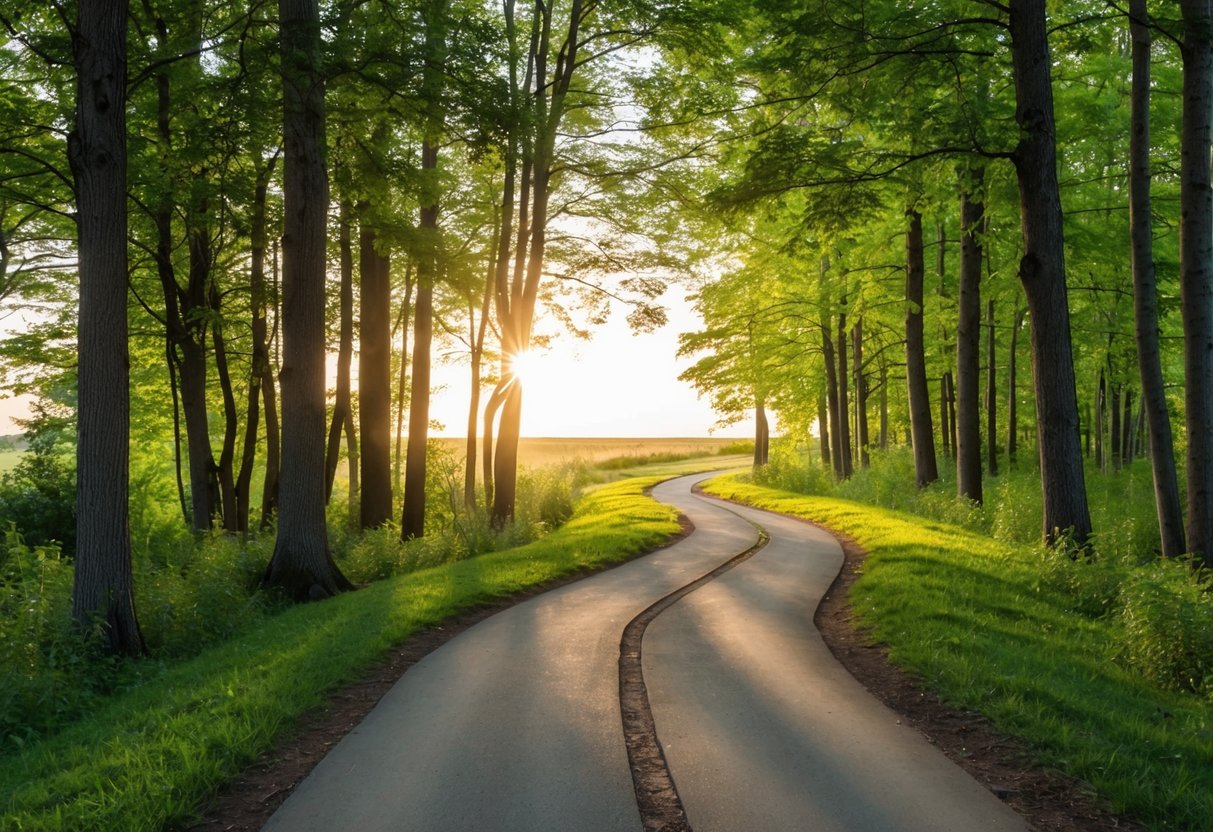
[430,290,755,439]
[0,291,756,439]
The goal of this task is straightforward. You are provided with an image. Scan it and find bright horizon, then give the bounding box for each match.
[0,289,761,440]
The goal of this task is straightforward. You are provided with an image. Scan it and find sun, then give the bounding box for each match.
[508,350,544,388]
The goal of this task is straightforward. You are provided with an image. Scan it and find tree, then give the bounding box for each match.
[69,0,146,655]
[1008,0,1091,545]
[263,0,353,599]
[1179,0,1213,565]
[956,167,984,503]
[905,208,938,487]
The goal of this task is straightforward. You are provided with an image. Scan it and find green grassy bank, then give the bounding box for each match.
[0,476,680,832]
[702,472,1213,831]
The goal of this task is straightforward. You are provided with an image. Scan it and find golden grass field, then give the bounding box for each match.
[434,436,748,468]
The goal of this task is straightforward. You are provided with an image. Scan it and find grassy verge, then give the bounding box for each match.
[701,473,1213,831]
[0,476,680,832]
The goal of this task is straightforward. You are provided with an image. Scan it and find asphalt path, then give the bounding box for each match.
[262,471,1027,832]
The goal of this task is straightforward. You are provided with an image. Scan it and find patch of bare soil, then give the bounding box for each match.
[181,516,693,832]
[813,523,1145,832]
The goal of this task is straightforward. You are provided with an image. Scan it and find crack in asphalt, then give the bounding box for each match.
[618,493,770,832]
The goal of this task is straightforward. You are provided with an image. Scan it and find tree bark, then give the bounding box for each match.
[1096,368,1106,472]
[69,0,145,655]
[1179,0,1213,563]
[956,172,984,503]
[237,158,276,534]
[822,325,845,480]
[325,203,355,504]
[1111,382,1122,471]
[852,318,869,468]
[940,373,951,458]
[818,394,831,466]
[905,209,939,487]
[265,0,353,599]
[878,360,888,450]
[211,277,240,531]
[1007,306,1022,468]
[1009,0,1092,544]
[987,298,998,477]
[360,215,393,529]
[837,299,853,477]
[393,268,414,493]
[753,399,769,468]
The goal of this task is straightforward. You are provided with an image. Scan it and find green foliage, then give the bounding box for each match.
[702,474,1213,830]
[1119,561,1213,695]
[0,449,75,555]
[0,476,679,832]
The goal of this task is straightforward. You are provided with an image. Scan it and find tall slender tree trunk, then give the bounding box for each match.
[906,209,939,487]
[818,394,831,466]
[69,0,145,655]
[940,374,951,458]
[878,360,889,450]
[753,399,769,468]
[1001,305,1018,471]
[1111,382,1122,471]
[464,275,494,509]
[837,301,853,477]
[402,0,448,539]
[360,216,393,529]
[987,299,998,477]
[822,326,845,480]
[325,204,355,503]
[236,159,276,534]
[265,0,353,599]
[956,172,984,503]
[1180,0,1213,564]
[853,318,869,467]
[1096,368,1106,471]
[393,269,414,493]
[211,279,240,531]
[1009,0,1092,544]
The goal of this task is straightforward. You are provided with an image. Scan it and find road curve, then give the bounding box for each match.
[262,471,1026,832]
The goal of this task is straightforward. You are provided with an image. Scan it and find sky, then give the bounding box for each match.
[427,289,755,438]
[0,289,758,439]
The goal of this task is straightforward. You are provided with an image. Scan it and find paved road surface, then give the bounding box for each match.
[263,472,1026,832]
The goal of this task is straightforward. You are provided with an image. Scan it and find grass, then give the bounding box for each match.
[701,472,1213,831]
[0,476,681,832]
[433,436,749,469]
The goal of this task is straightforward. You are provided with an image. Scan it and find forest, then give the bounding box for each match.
[3,0,1213,829]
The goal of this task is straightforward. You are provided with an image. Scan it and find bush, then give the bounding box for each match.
[1119,560,1213,694]
[0,449,75,555]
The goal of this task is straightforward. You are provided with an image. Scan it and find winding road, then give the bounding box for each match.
[262,472,1027,832]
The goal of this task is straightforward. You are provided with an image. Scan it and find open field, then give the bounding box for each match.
[433,436,750,468]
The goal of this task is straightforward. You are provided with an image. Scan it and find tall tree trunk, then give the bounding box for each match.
[464,272,494,509]
[1111,382,1122,471]
[69,0,145,655]
[360,216,393,529]
[837,301,853,477]
[878,360,888,450]
[482,381,507,512]
[265,0,353,599]
[1179,0,1213,563]
[956,172,984,503]
[236,157,275,534]
[818,394,831,466]
[753,399,769,468]
[325,204,355,504]
[1008,307,1024,466]
[852,318,869,467]
[822,326,845,480]
[260,241,282,529]
[1096,368,1106,471]
[1009,0,1093,544]
[940,373,951,458]
[402,0,447,538]
[211,279,240,531]
[1122,389,1134,465]
[393,269,414,493]
[906,209,939,487]
[986,298,998,477]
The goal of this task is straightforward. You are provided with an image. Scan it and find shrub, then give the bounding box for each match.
[1119,560,1213,694]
